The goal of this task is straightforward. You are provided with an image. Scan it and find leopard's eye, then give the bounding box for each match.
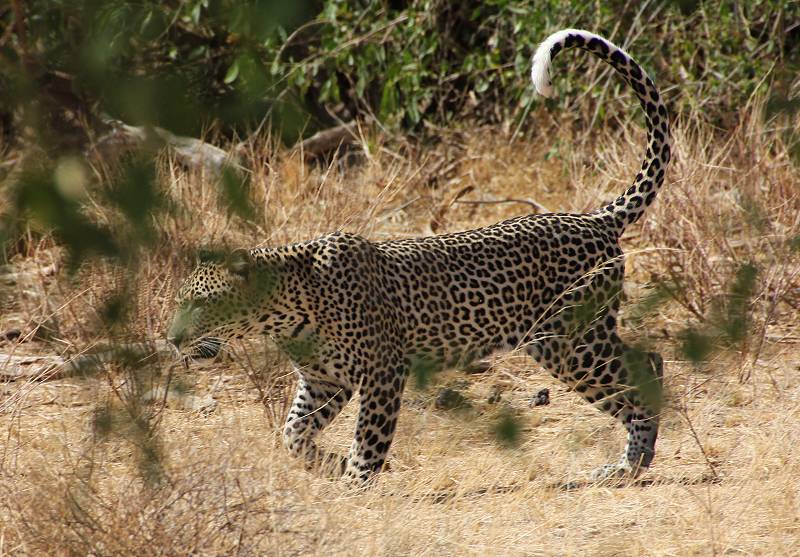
[191,292,215,306]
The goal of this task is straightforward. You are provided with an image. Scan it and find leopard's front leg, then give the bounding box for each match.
[343,371,406,484]
[283,375,353,475]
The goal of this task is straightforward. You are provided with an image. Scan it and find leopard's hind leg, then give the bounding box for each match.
[525,293,663,480]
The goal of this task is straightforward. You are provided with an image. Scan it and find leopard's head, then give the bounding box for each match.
[167,249,281,358]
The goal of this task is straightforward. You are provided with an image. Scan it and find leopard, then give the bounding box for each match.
[168,28,670,485]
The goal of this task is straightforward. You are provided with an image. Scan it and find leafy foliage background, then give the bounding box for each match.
[2,0,798,149]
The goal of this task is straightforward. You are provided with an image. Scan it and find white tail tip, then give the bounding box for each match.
[531,46,555,98]
[531,29,592,98]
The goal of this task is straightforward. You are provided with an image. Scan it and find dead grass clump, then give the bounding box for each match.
[646,97,798,376]
[1,99,799,556]
[2,456,310,556]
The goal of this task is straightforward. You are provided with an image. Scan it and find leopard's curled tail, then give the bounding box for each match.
[531,29,670,234]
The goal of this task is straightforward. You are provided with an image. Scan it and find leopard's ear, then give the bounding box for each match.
[227,248,254,276]
[196,248,224,265]
[196,249,214,265]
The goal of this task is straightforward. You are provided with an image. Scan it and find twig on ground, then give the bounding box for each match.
[455,197,551,214]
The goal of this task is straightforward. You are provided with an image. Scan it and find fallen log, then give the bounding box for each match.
[0,340,174,381]
[296,121,360,158]
[93,121,244,176]
[1,347,217,414]
[0,353,64,381]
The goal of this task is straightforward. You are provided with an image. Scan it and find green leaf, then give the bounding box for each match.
[409,353,443,389]
[224,60,240,84]
[218,165,255,220]
[680,328,714,364]
[491,409,522,448]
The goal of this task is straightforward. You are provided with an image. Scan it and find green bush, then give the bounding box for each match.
[295,0,799,129]
[2,0,798,143]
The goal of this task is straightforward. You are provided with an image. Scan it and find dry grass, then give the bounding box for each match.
[1,98,799,556]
